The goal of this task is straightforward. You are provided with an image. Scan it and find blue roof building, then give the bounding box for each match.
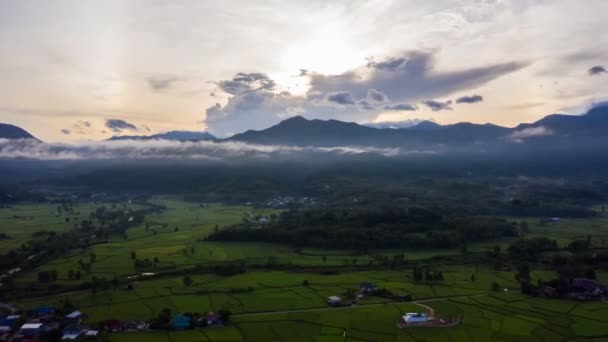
[171,314,191,330]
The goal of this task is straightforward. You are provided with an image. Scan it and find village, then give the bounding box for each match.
[0,305,230,341]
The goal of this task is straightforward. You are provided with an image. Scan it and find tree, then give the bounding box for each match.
[130,250,136,259]
[302,280,309,286]
[183,275,193,287]
[89,253,97,263]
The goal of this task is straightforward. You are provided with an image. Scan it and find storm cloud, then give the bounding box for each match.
[326,92,356,105]
[589,66,607,75]
[105,119,139,133]
[456,94,484,104]
[423,99,453,111]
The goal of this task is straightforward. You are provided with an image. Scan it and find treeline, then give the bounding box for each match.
[206,207,520,249]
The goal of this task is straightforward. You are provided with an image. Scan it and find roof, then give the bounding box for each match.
[85,330,99,336]
[21,323,43,330]
[328,296,342,301]
[66,311,84,319]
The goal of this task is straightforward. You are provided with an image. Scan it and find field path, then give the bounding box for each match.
[232,293,487,317]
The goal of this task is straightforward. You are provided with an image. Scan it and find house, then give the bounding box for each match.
[0,315,20,332]
[205,312,224,326]
[570,278,604,297]
[65,311,86,324]
[33,305,55,317]
[359,282,378,294]
[171,314,191,330]
[327,296,342,305]
[401,313,430,324]
[85,330,100,337]
[258,217,269,224]
[62,325,85,340]
[16,323,44,339]
[104,320,122,333]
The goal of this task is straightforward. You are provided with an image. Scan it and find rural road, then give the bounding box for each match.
[232,293,487,317]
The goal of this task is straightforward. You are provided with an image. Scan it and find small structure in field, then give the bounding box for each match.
[171,314,191,330]
[327,296,342,305]
[359,282,378,294]
[401,313,430,324]
[205,312,224,326]
[62,324,85,340]
[104,319,122,333]
[65,310,86,324]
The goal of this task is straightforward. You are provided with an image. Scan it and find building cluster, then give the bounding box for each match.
[0,305,228,341]
[327,282,379,306]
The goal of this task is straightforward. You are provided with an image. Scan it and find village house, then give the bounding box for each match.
[32,306,55,318]
[171,314,191,330]
[359,282,378,294]
[104,319,122,333]
[569,278,605,300]
[65,310,86,325]
[61,324,85,340]
[327,296,342,305]
[14,323,44,340]
[205,312,224,327]
[401,313,430,324]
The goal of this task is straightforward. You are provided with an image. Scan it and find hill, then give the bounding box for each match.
[0,123,39,141]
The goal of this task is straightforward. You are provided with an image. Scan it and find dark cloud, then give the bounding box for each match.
[358,100,374,110]
[309,50,528,103]
[104,119,139,133]
[217,72,276,95]
[455,94,484,104]
[146,76,179,92]
[77,120,91,128]
[326,92,356,105]
[367,89,388,103]
[423,99,453,111]
[383,103,418,111]
[61,129,70,135]
[589,66,607,76]
[366,57,407,71]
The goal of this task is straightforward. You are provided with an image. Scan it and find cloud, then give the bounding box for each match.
[217,72,276,95]
[366,57,407,71]
[367,89,388,103]
[326,92,356,105]
[364,118,432,129]
[589,66,607,76]
[507,126,553,143]
[455,94,484,104]
[308,50,528,102]
[383,103,418,111]
[105,119,139,133]
[146,76,179,92]
[205,51,528,136]
[60,129,70,135]
[0,138,406,160]
[423,99,453,111]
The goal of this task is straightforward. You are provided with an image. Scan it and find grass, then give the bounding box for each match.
[5,199,608,341]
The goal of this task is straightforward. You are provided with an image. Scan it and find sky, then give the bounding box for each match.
[0,0,607,142]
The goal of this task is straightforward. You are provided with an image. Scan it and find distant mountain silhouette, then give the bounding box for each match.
[108,131,216,142]
[228,106,608,148]
[0,123,39,141]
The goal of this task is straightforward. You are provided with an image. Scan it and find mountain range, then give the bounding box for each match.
[2,105,607,149]
[228,106,608,148]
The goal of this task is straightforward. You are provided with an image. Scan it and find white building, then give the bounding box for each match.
[401,313,429,324]
[327,296,342,305]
